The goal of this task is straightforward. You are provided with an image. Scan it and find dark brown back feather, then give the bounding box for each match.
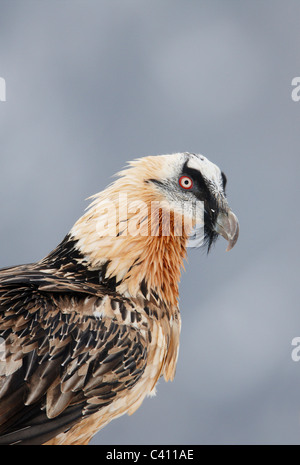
[0,264,148,444]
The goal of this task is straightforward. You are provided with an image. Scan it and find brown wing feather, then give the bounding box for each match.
[0,265,148,445]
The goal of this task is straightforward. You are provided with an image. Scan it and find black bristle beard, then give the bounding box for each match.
[204,208,219,253]
[204,226,219,253]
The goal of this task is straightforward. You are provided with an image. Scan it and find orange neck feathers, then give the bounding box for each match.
[70,157,192,307]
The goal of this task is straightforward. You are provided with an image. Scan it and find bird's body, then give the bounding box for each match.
[0,153,238,445]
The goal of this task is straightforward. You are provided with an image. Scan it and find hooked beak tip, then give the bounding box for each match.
[214,210,239,252]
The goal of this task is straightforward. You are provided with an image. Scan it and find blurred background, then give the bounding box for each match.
[0,0,300,445]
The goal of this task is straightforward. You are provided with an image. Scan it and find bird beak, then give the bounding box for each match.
[214,210,239,251]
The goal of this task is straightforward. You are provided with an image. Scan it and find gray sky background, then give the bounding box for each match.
[0,0,300,445]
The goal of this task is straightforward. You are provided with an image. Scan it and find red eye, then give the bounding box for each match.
[179,176,193,190]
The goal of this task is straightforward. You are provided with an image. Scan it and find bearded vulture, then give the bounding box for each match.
[0,152,239,445]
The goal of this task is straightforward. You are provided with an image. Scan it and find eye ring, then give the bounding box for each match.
[179,176,193,190]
